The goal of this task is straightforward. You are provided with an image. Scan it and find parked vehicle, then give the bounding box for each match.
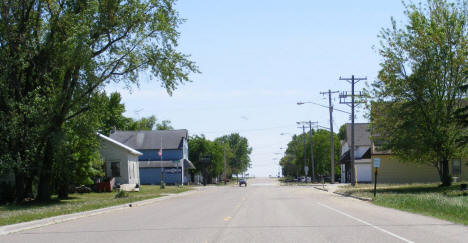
[239,178,247,187]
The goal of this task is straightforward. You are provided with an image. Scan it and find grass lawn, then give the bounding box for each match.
[0,185,191,226]
[337,182,468,225]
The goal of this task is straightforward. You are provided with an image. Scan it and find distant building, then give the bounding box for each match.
[110,129,195,185]
[339,123,372,183]
[98,133,142,186]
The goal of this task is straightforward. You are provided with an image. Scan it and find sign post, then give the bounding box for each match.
[373,158,380,197]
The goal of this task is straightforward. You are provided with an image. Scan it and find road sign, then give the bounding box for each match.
[373,158,381,168]
[373,158,380,197]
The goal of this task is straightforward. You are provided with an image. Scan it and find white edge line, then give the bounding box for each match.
[316,202,414,243]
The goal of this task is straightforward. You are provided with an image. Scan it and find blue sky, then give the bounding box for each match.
[106,0,408,177]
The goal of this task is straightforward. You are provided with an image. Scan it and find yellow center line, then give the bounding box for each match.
[224,216,232,222]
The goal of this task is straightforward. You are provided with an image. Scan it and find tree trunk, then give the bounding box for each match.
[58,182,69,199]
[24,176,33,199]
[37,172,52,201]
[36,138,55,202]
[14,172,25,203]
[440,159,451,187]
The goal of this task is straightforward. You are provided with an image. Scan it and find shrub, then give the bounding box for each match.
[114,190,129,198]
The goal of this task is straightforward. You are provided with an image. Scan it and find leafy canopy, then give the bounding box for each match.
[369,0,467,185]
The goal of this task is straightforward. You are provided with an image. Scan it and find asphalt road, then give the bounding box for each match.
[1,178,467,243]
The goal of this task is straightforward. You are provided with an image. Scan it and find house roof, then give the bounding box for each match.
[346,123,371,146]
[109,129,188,150]
[339,146,371,164]
[98,133,143,156]
[139,159,195,169]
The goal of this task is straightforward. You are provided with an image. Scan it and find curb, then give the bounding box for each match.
[332,191,373,202]
[280,183,325,187]
[0,189,198,236]
[313,186,329,192]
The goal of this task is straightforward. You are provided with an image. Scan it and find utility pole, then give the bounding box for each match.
[320,90,339,184]
[223,146,227,185]
[298,121,317,181]
[302,124,307,180]
[339,75,366,186]
[296,124,307,180]
[308,121,317,182]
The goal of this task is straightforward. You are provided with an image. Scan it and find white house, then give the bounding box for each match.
[98,133,142,187]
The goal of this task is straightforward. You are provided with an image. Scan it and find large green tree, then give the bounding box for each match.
[96,92,128,135]
[369,0,467,186]
[280,130,340,180]
[188,135,224,184]
[215,133,252,177]
[0,0,198,201]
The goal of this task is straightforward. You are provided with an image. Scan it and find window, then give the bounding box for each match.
[111,162,120,177]
[452,159,461,177]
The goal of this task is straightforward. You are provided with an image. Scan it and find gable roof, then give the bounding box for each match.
[339,146,371,163]
[109,129,188,150]
[98,133,143,156]
[346,123,371,146]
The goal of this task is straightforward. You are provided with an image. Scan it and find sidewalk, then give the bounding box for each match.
[312,183,347,193]
[312,183,373,201]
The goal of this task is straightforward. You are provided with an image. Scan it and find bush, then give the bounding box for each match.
[114,190,128,198]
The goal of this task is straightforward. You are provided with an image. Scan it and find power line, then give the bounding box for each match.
[196,124,296,134]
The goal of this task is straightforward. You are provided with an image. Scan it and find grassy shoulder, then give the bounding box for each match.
[336,182,468,225]
[0,185,191,226]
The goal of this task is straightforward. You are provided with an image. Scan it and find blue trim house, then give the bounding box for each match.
[110,129,195,185]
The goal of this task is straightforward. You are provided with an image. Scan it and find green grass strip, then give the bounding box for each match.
[0,185,191,226]
[337,183,468,225]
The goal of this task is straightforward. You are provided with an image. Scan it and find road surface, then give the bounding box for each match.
[1,178,467,242]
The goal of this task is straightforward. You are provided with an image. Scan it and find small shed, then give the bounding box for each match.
[98,133,142,186]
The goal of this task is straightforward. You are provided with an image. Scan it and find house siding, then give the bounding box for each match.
[452,159,468,182]
[138,149,182,161]
[140,167,183,185]
[137,147,188,185]
[127,155,140,185]
[100,139,140,185]
[371,155,468,183]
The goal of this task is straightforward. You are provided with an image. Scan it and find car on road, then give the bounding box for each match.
[239,178,247,187]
